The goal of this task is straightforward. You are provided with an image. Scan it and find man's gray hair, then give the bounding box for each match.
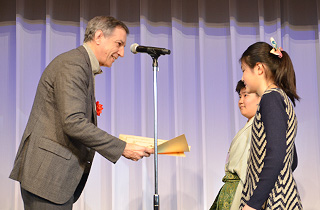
[84,16,129,43]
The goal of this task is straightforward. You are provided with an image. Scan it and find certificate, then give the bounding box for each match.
[119,134,190,157]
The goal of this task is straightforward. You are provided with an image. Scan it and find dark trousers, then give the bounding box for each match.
[21,187,74,210]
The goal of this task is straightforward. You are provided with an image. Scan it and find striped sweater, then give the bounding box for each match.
[240,88,302,210]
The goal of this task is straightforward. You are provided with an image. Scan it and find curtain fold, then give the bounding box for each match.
[1,0,320,209]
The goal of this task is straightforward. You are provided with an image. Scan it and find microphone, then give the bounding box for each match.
[130,43,171,55]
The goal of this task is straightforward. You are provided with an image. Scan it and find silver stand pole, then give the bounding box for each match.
[140,47,170,210]
[152,57,159,210]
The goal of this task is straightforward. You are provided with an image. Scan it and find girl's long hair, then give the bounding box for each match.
[240,42,300,106]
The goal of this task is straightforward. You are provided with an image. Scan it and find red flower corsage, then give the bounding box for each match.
[96,101,103,116]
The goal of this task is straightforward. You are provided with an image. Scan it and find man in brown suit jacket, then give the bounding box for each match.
[9,16,153,210]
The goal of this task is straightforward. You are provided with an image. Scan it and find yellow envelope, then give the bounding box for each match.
[119,134,190,157]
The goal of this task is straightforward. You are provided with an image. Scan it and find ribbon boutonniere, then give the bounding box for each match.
[96,101,103,116]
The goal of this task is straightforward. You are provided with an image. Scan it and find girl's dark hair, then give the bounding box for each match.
[240,42,300,106]
[236,80,246,94]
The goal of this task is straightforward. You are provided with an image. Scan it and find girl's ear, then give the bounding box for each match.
[256,62,265,76]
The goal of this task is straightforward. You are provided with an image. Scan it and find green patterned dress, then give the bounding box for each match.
[210,118,254,210]
[210,172,240,210]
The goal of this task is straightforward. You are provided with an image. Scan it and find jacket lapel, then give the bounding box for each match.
[92,95,97,125]
[78,46,98,126]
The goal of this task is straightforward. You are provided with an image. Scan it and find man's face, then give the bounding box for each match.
[96,27,127,67]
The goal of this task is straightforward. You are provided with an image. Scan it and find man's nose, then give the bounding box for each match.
[118,47,124,57]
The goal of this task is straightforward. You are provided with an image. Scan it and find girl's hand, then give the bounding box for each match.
[243,205,256,210]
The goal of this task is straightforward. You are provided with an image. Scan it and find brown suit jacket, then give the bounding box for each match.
[9,46,126,204]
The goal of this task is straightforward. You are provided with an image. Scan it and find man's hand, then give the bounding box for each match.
[122,143,154,161]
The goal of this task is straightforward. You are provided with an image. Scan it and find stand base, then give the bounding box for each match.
[153,194,159,210]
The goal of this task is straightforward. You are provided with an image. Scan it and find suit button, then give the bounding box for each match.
[87,161,91,164]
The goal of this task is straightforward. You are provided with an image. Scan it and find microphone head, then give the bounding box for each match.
[130,43,139,54]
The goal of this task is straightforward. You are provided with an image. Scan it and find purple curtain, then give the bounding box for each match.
[1,0,319,209]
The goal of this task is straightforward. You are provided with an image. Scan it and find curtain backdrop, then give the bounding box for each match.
[1,0,320,209]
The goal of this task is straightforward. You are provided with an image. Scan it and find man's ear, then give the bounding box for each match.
[94,30,104,45]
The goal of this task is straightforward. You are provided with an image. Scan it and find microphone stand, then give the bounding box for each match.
[141,47,170,210]
[151,53,160,210]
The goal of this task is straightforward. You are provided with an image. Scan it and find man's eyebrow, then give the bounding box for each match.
[117,40,126,47]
